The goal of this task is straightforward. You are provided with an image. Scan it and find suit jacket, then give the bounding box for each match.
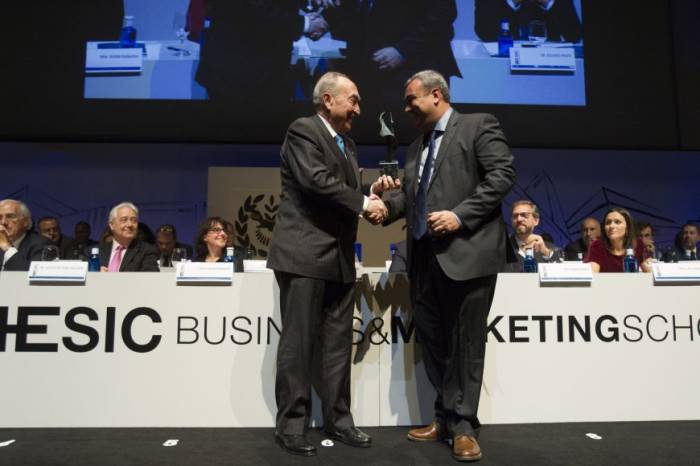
[195,0,305,99]
[564,237,587,261]
[327,0,460,82]
[99,240,160,272]
[502,234,561,272]
[267,115,365,284]
[1,231,49,271]
[385,111,516,281]
[474,0,582,43]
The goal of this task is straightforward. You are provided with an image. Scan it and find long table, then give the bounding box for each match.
[1,271,698,427]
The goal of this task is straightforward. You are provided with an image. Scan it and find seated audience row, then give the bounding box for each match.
[2,198,698,273]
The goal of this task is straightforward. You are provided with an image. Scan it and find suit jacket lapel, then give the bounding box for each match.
[428,111,459,192]
[120,242,138,272]
[344,138,360,189]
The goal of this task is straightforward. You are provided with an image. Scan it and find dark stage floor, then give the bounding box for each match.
[1,422,698,466]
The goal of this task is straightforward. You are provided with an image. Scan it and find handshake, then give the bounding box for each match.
[363,175,402,225]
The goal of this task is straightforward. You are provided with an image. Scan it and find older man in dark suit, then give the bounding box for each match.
[374,70,515,462]
[98,202,159,272]
[0,199,49,271]
[267,72,386,456]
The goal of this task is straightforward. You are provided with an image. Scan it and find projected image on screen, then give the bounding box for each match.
[84,0,585,106]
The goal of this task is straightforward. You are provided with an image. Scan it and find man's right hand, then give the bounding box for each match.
[370,175,401,196]
[364,196,388,225]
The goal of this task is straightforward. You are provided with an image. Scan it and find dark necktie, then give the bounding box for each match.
[413,130,437,240]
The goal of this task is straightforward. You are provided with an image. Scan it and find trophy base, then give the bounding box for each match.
[379,160,399,180]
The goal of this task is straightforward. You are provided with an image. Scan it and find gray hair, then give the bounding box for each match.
[109,202,139,223]
[0,199,32,229]
[405,70,451,103]
[312,71,351,110]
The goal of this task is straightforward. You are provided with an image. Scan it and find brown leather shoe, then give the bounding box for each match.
[452,435,482,462]
[407,421,447,442]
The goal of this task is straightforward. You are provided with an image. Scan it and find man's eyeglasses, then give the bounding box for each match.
[0,213,19,222]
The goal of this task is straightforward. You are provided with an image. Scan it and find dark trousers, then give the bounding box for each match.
[410,238,497,437]
[274,271,356,435]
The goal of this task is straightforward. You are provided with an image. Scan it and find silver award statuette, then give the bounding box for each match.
[379,112,399,179]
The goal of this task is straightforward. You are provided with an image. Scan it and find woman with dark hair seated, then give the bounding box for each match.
[193,216,229,262]
[585,207,651,273]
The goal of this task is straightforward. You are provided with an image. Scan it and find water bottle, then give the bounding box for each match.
[623,248,638,273]
[354,243,363,265]
[498,19,514,57]
[120,15,137,48]
[523,248,537,273]
[88,247,100,272]
[390,243,397,258]
[577,252,583,261]
[223,247,235,263]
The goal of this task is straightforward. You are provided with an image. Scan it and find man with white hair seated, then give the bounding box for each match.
[0,199,49,271]
[98,202,159,272]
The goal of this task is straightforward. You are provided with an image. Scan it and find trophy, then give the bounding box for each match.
[378,112,399,180]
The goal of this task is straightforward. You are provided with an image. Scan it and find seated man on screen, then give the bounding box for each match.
[564,217,600,260]
[37,216,75,260]
[322,0,461,131]
[674,223,699,261]
[0,199,48,271]
[474,0,583,43]
[503,200,561,272]
[98,202,159,272]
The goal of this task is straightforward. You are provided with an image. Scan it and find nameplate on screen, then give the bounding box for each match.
[28,261,88,285]
[244,260,272,273]
[538,263,593,285]
[175,262,233,285]
[85,48,143,74]
[510,46,576,73]
[652,262,700,285]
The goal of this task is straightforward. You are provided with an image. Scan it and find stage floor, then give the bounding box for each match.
[1,422,697,465]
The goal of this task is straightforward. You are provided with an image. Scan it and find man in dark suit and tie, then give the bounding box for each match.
[374,70,515,462]
[674,223,699,261]
[266,72,386,456]
[0,199,49,271]
[98,202,159,272]
[37,216,75,260]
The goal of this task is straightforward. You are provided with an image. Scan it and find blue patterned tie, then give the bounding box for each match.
[413,130,437,240]
[335,134,345,155]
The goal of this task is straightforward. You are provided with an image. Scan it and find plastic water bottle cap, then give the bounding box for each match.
[625,248,634,255]
[525,248,534,257]
[91,247,99,254]
[226,247,234,256]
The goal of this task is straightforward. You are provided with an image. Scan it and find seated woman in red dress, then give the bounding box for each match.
[585,207,652,273]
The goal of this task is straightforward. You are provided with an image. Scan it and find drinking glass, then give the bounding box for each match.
[528,20,547,46]
[41,245,60,262]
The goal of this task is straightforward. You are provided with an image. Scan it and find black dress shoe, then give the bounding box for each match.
[275,431,317,456]
[325,426,372,448]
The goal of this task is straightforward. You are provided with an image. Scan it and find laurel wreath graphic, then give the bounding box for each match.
[235,194,279,258]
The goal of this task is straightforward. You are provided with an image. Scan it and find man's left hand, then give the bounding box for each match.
[427,211,461,236]
[372,47,405,70]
